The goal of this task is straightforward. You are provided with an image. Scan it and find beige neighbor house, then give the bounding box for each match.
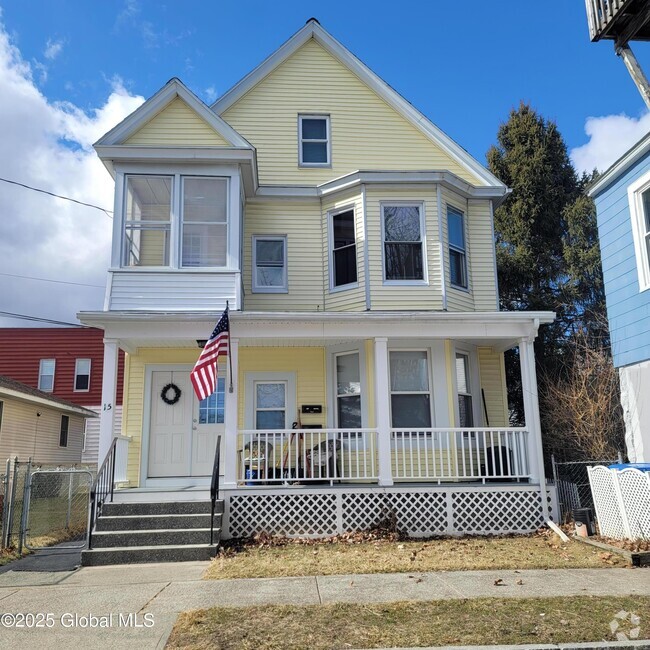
[79,19,557,564]
[0,375,96,465]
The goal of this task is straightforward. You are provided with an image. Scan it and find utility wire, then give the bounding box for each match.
[0,310,85,328]
[0,271,104,289]
[0,177,113,218]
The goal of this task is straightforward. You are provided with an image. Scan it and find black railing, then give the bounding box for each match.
[210,436,221,546]
[88,437,118,549]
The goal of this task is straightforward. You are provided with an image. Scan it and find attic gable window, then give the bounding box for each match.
[299,115,330,167]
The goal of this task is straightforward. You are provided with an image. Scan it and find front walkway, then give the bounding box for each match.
[0,563,648,649]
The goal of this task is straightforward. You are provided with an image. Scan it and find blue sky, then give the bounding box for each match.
[1,0,650,326]
[3,0,650,163]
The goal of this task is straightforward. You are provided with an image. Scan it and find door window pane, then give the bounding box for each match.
[198,378,225,424]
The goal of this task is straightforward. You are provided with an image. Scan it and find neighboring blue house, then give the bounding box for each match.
[589,132,650,463]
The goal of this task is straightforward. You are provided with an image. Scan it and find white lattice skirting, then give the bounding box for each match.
[588,466,650,540]
[222,484,557,539]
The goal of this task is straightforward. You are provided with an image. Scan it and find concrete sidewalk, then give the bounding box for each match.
[0,564,648,649]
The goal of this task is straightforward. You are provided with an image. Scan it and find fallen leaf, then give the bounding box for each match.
[494,578,505,586]
[516,579,524,585]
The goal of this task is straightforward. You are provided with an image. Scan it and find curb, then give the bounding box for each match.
[366,641,650,650]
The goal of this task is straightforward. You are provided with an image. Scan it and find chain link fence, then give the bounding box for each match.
[551,454,622,522]
[0,458,95,554]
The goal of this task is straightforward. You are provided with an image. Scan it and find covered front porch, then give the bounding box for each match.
[85,310,553,501]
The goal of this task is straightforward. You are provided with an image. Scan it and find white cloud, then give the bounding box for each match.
[204,86,217,103]
[0,19,144,327]
[43,38,64,61]
[571,111,650,173]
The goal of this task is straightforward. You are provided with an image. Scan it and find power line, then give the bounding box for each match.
[0,310,85,328]
[0,177,113,218]
[0,271,104,289]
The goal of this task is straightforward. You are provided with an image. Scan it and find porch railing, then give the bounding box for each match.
[236,428,531,485]
[238,429,378,484]
[585,0,628,41]
[391,428,530,482]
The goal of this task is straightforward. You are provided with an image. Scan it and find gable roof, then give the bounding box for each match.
[212,19,503,188]
[95,77,252,149]
[588,130,650,197]
[0,375,97,418]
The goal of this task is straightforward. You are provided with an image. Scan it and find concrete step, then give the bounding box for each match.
[101,500,221,517]
[95,513,219,532]
[81,543,218,566]
[91,528,216,548]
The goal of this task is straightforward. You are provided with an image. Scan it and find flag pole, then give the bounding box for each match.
[227,300,233,393]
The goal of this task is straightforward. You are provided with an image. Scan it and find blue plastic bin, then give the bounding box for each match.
[607,463,650,472]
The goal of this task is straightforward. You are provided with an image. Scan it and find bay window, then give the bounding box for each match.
[122,174,229,269]
[382,204,425,282]
[448,206,468,289]
[330,209,357,289]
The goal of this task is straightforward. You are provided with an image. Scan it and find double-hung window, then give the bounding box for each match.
[181,177,228,267]
[299,115,330,166]
[124,175,172,266]
[330,210,357,289]
[252,236,287,292]
[38,359,55,392]
[389,351,432,428]
[382,204,425,282]
[59,415,69,448]
[628,174,650,291]
[455,352,474,428]
[448,206,468,289]
[74,359,91,392]
[335,352,362,429]
[254,382,287,430]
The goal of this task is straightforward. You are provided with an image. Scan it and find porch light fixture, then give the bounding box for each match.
[196,340,207,348]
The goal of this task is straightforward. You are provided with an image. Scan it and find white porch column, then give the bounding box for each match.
[374,337,393,486]
[223,337,239,489]
[519,338,550,520]
[98,338,119,466]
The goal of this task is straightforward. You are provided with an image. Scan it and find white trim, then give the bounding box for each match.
[380,201,428,285]
[298,114,331,168]
[627,168,650,292]
[252,235,288,293]
[361,184,371,310]
[328,204,358,292]
[74,358,92,393]
[244,372,297,430]
[211,22,504,188]
[95,78,252,149]
[38,358,56,393]
[0,387,96,418]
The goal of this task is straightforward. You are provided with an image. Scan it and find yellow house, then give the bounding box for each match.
[80,20,555,563]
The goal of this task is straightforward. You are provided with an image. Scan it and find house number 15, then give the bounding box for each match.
[103,403,112,411]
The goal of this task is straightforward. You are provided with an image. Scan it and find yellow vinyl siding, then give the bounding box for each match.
[125,97,231,147]
[222,39,481,186]
[468,200,498,311]
[122,348,202,485]
[365,186,443,310]
[238,347,326,428]
[477,347,509,427]
[244,199,325,311]
[322,189,366,311]
[0,398,84,464]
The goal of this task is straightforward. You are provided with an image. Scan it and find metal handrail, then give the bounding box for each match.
[88,437,118,549]
[210,436,221,546]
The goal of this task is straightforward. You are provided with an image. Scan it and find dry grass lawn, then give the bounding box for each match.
[167,596,650,650]
[205,534,627,580]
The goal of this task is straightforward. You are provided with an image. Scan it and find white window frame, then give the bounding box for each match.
[380,202,428,285]
[59,414,69,448]
[252,235,288,293]
[114,165,240,272]
[388,348,434,431]
[328,206,358,292]
[74,358,91,393]
[452,345,482,429]
[454,351,474,428]
[244,372,297,430]
[627,169,650,292]
[38,359,56,392]
[298,114,331,168]
[447,205,469,291]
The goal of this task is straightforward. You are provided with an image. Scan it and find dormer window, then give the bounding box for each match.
[299,115,330,167]
[122,174,229,269]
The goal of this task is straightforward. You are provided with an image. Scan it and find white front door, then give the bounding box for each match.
[148,368,225,479]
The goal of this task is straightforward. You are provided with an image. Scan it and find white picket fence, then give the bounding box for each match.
[588,466,650,539]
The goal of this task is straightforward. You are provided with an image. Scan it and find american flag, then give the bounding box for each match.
[190,306,229,401]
